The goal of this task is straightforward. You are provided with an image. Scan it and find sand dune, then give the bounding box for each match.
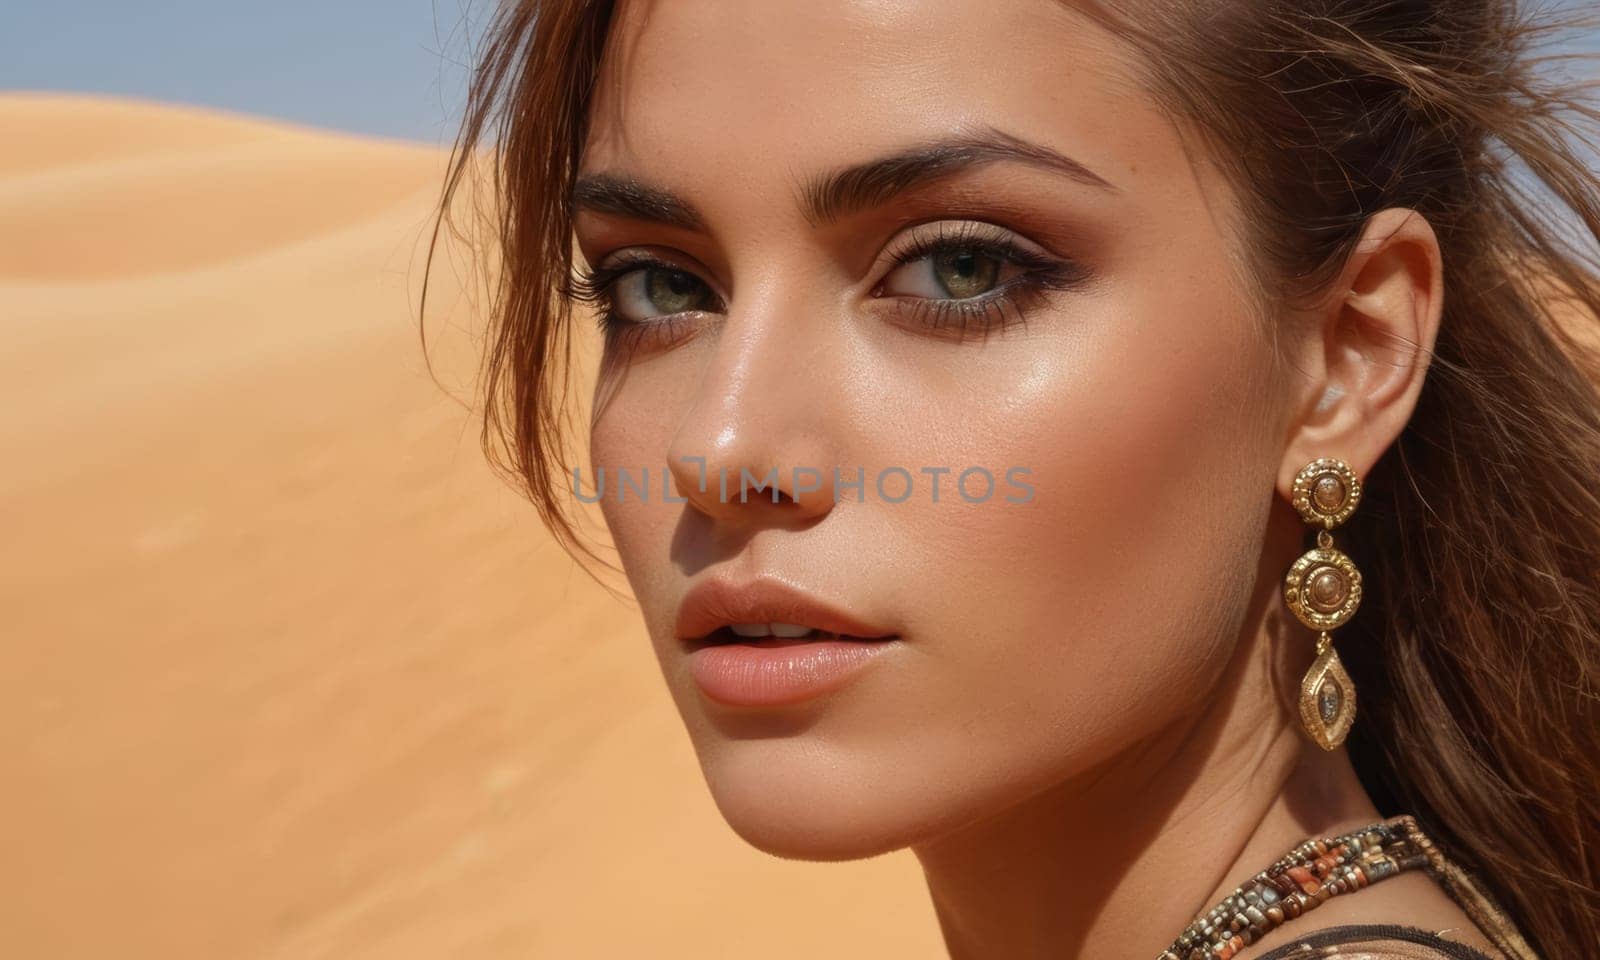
[0,93,938,959]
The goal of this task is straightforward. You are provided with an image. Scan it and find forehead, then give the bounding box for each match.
[581,0,1204,217]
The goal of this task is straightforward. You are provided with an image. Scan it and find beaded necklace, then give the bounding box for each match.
[1157,814,1444,960]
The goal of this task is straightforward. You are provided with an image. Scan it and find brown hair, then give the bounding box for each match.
[423,1,1600,954]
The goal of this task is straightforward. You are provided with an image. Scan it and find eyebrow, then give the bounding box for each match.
[571,125,1117,232]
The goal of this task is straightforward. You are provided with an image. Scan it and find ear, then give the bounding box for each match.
[1277,207,1444,498]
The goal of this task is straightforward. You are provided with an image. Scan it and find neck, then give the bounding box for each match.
[910,615,1384,959]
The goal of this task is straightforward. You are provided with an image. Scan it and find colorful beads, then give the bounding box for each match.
[1155,816,1439,960]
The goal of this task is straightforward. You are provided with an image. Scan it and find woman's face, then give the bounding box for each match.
[576,0,1291,858]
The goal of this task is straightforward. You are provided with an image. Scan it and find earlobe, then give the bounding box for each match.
[1278,207,1444,495]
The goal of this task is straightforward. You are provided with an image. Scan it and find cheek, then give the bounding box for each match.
[867,280,1281,793]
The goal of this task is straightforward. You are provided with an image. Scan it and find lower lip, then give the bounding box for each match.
[688,636,897,707]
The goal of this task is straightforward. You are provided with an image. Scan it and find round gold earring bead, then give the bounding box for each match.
[1291,457,1362,528]
[1283,534,1363,630]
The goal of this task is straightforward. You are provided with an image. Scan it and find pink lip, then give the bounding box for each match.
[687,636,898,707]
[674,575,901,707]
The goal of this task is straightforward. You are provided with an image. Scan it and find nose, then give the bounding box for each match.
[665,290,842,528]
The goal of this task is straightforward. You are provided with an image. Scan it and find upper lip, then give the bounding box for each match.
[675,575,898,647]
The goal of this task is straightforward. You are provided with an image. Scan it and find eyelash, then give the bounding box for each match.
[565,222,1091,350]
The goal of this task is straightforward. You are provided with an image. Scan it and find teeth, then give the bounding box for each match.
[727,622,817,639]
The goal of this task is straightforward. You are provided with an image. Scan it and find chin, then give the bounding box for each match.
[697,745,938,862]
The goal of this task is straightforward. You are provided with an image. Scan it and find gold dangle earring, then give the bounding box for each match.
[1282,457,1363,750]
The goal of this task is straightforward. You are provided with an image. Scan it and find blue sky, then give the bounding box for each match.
[0,1,486,145]
[1,3,1595,146]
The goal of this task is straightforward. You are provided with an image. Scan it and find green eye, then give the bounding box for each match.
[871,222,1092,341]
[569,254,725,351]
[642,267,709,315]
[931,249,1002,299]
[878,237,1021,304]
